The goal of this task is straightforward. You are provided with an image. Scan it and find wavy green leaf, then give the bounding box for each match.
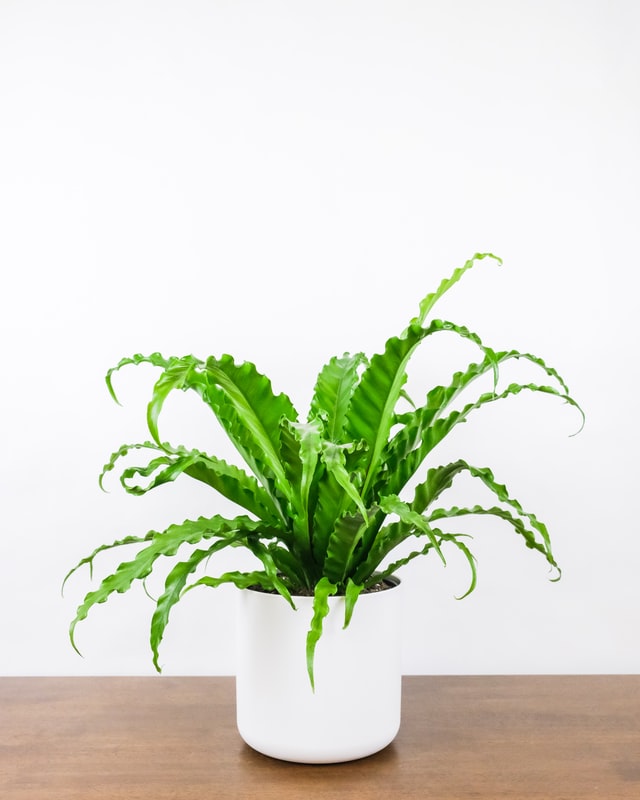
[140,354,301,525]
[62,531,155,593]
[364,541,435,586]
[343,578,363,628]
[441,534,477,599]
[347,319,498,500]
[99,441,166,490]
[353,461,469,580]
[146,356,209,444]
[384,349,580,496]
[323,510,372,585]
[150,542,240,671]
[114,444,281,523]
[69,515,274,654]
[309,353,366,441]
[310,440,372,567]
[203,355,299,511]
[406,252,502,331]
[266,543,312,590]
[182,451,282,523]
[320,442,367,519]
[411,460,470,513]
[397,381,583,494]
[242,538,295,605]
[119,455,175,494]
[306,577,338,691]
[461,464,559,569]
[427,504,557,571]
[150,534,295,671]
[279,418,324,539]
[344,327,414,496]
[378,494,446,565]
[105,352,172,405]
[369,531,477,598]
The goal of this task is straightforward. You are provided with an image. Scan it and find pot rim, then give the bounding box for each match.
[244,574,401,597]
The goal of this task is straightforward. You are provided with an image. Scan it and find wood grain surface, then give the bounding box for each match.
[1,675,639,799]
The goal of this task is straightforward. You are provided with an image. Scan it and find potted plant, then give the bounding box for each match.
[65,253,583,763]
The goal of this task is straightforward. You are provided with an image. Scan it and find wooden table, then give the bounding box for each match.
[1,676,639,799]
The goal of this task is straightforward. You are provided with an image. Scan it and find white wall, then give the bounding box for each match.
[1,0,638,676]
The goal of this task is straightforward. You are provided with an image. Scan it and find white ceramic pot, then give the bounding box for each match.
[235,578,402,764]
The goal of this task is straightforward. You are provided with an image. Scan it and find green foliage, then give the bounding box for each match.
[66,253,583,685]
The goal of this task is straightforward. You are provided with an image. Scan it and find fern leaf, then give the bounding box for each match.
[69,515,273,654]
[407,252,502,331]
[347,319,498,500]
[309,353,366,441]
[306,577,338,691]
[105,352,173,405]
[204,355,299,508]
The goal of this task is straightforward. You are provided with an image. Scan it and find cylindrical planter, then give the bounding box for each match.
[235,578,402,764]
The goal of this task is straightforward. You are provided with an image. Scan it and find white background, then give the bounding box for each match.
[1,0,638,676]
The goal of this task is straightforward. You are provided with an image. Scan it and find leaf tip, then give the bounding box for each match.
[105,374,123,406]
[568,405,586,437]
[69,622,84,658]
[307,664,316,693]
